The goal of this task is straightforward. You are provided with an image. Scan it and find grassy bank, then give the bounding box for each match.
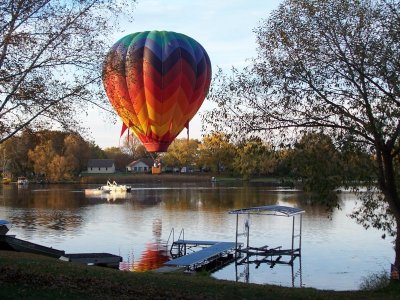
[1,251,399,299]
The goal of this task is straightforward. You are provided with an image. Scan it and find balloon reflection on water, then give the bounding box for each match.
[120,218,170,272]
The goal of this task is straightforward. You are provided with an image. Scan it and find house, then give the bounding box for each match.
[87,159,115,174]
[126,158,154,173]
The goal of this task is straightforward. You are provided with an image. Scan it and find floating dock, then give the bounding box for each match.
[165,240,238,271]
[60,253,122,269]
[0,234,122,269]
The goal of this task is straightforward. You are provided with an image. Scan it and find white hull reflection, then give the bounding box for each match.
[84,189,129,202]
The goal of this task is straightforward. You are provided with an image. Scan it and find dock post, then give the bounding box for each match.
[235,213,239,257]
[299,214,303,255]
[291,215,295,261]
[246,213,250,250]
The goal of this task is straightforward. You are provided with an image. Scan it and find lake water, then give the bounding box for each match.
[0,182,394,290]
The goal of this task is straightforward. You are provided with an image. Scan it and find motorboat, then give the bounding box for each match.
[17,176,29,185]
[99,181,131,193]
[2,177,11,184]
[0,220,11,235]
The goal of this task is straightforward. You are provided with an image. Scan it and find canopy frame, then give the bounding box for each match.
[229,205,305,265]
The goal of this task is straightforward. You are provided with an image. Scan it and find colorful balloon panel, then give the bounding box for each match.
[103,31,212,152]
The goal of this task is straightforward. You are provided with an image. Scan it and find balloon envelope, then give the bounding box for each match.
[103,31,212,152]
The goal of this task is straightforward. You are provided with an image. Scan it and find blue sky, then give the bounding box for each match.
[88,0,283,148]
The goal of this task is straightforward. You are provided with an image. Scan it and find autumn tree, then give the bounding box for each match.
[162,138,200,169]
[0,0,136,144]
[198,132,236,173]
[28,140,56,179]
[205,0,400,269]
[24,130,100,180]
[64,133,91,176]
[234,138,278,179]
[0,128,36,176]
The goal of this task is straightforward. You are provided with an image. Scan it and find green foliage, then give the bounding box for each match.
[234,138,277,179]
[162,138,200,168]
[359,270,390,291]
[197,132,236,173]
[289,133,341,194]
[205,0,400,252]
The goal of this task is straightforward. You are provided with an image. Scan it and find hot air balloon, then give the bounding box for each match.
[102,31,212,152]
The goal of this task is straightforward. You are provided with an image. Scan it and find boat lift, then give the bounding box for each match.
[229,205,304,266]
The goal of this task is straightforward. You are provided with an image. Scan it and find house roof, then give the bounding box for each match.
[229,205,305,217]
[127,158,154,168]
[87,159,115,168]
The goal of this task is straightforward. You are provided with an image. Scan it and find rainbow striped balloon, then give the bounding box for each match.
[102,31,212,152]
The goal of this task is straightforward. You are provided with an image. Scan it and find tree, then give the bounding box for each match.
[28,140,56,179]
[289,132,341,207]
[24,130,100,180]
[120,134,149,160]
[64,133,90,175]
[162,138,200,169]
[198,132,236,173]
[103,147,133,172]
[0,128,36,176]
[234,138,278,179]
[205,0,400,267]
[0,0,136,144]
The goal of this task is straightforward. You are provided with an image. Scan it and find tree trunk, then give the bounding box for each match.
[380,150,400,279]
[393,217,400,280]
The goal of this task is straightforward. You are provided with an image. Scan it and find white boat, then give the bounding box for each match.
[99,181,131,193]
[0,220,11,235]
[17,176,29,185]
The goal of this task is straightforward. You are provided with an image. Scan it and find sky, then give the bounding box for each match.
[86,0,283,149]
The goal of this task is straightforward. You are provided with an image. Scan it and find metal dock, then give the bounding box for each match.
[165,240,237,270]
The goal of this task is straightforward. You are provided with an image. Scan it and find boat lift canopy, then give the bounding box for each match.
[229,205,304,217]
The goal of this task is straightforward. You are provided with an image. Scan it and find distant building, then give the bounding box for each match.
[126,158,154,173]
[87,159,115,174]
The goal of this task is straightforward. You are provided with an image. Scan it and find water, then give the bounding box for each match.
[0,182,394,290]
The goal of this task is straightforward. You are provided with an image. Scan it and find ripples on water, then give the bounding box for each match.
[0,182,394,290]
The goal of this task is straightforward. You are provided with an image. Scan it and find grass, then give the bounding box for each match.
[1,251,400,299]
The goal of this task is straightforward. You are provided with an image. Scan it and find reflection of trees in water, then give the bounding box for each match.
[1,185,86,209]
[9,210,83,233]
[160,186,288,211]
[295,192,345,218]
[0,184,85,232]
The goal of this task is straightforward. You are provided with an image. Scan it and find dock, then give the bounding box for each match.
[60,253,122,269]
[165,240,237,271]
[0,234,122,269]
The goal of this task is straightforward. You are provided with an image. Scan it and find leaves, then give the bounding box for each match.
[204,0,400,238]
[0,0,137,144]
